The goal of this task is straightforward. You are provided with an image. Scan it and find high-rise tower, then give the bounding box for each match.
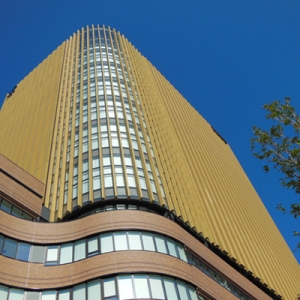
[0,25,299,300]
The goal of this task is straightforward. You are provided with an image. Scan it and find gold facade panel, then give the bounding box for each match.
[119,35,300,299]
[0,44,66,183]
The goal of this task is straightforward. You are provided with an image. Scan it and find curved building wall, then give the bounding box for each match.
[0,209,273,300]
[44,25,167,221]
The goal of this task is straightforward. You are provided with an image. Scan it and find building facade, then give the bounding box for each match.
[0,25,299,299]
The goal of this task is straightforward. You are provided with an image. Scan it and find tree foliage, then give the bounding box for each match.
[251,97,300,249]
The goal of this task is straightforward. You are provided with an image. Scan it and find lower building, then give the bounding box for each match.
[0,154,280,300]
[0,25,299,299]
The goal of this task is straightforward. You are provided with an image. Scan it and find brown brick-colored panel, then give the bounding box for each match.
[0,154,45,197]
[0,173,43,215]
[0,251,271,300]
[0,210,272,299]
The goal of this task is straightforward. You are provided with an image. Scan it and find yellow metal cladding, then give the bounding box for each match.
[44,26,168,221]
[0,44,66,183]
[118,34,300,299]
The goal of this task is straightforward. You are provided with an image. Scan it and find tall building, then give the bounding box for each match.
[0,25,299,300]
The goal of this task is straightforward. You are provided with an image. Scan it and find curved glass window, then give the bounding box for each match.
[0,231,185,265]
[0,197,34,221]
[0,231,252,299]
[0,274,202,300]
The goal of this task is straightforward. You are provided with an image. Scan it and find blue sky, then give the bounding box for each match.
[1,1,299,262]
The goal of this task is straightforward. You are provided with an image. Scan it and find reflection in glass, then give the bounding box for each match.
[118,275,134,300]
[87,280,101,300]
[155,236,167,254]
[100,233,114,253]
[149,276,165,299]
[2,238,17,258]
[164,278,178,300]
[41,290,57,300]
[177,244,187,262]
[103,278,116,298]
[1,200,12,213]
[26,291,40,300]
[73,284,86,300]
[0,285,8,300]
[0,235,4,252]
[9,288,24,300]
[16,243,31,261]
[31,245,45,263]
[58,289,70,300]
[188,287,198,300]
[166,239,178,257]
[142,233,155,251]
[74,240,86,261]
[60,243,73,264]
[88,236,99,255]
[0,273,200,300]
[177,281,189,300]
[46,246,59,262]
[128,232,142,250]
[11,206,23,218]
[134,275,150,298]
[114,232,128,251]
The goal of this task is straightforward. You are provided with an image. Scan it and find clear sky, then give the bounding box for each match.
[1,1,299,263]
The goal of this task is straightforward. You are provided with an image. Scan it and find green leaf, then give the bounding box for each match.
[251,98,300,249]
[263,165,269,173]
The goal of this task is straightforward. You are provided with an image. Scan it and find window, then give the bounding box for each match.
[188,287,198,300]
[87,280,101,300]
[73,284,86,300]
[155,236,167,254]
[25,291,40,300]
[87,236,99,256]
[149,276,164,299]
[113,232,128,251]
[118,276,133,300]
[100,233,113,253]
[164,278,179,300]
[74,240,86,261]
[93,176,101,190]
[177,244,187,262]
[11,206,22,218]
[41,291,57,300]
[16,243,31,261]
[127,175,136,187]
[0,274,199,300]
[166,239,178,258]
[103,278,116,298]
[142,233,155,251]
[134,275,150,298]
[177,281,189,300]
[0,235,4,252]
[58,289,70,300]
[128,232,142,250]
[2,238,17,258]
[9,289,24,300]
[104,175,113,188]
[83,180,89,194]
[46,246,59,265]
[1,199,12,213]
[0,285,8,300]
[116,174,125,187]
[60,243,73,264]
[31,245,45,263]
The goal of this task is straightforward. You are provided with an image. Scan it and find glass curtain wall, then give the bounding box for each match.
[46,25,167,220]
